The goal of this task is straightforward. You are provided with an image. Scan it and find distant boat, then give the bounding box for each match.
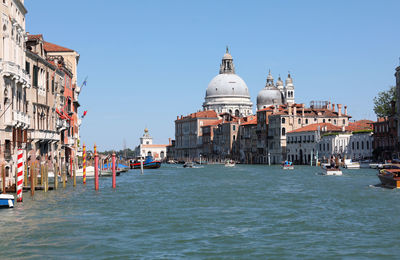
[321,164,342,176]
[225,160,235,167]
[130,156,161,169]
[377,169,400,188]
[344,159,360,169]
[0,194,14,208]
[183,162,194,168]
[282,161,294,170]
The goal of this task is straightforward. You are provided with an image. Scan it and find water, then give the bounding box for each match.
[1,165,399,259]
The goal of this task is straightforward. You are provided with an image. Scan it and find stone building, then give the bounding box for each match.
[134,128,168,161]
[236,115,257,163]
[372,117,398,160]
[203,48,253,117]
[174,110,219,161]
[211,113,240,162]
[0,0,29,187]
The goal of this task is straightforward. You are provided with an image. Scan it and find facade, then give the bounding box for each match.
[372,117,398,160]
[257,72,295,110]
[396,65,400,143]
[174,110,219,161]
[203,48,253,117]
[211,113,239,162]
[0,0,29,187]
[134,128,167,161]
[236,115,257,163]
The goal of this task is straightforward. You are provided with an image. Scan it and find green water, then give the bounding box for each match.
[0,165,399,259]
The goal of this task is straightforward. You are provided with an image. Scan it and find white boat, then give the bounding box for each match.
[283,165,294,170]
[183,162,194,168]
[0,194,14,208]
[75,166,96,177]
[321,165,342,176]
[344,159,360,169]
[225,160,236,167]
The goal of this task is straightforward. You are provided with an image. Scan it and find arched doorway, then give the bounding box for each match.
[299,149,303,165]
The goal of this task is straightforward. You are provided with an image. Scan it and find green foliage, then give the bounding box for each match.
[352,129,373,134]
[321,132,339,137]
[100,148,136,159]
[373,86,396,118]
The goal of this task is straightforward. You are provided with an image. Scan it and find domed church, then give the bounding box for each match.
[203,48,253,117]
[256,71,295,110]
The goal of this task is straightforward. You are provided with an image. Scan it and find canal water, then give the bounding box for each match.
[1,165,399,259]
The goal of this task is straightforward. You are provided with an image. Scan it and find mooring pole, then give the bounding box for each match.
[94,144,99,191]
[83,144,86,184]
[112,152,116,189]
[2,163,5,194]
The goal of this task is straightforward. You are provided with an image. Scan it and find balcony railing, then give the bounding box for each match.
[31,130,60,142]
[5,110,30,128]
[0,61,31,87]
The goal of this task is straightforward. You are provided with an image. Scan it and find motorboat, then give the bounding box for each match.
[224,160,236,167]
[183,162,194,168]
[75,166,95,177]
[377,169,400,188]
[282,161,294,170]
[321,165,342,176]
[130,156,161,169]
[344,159,360,169]
[0,194,14,208]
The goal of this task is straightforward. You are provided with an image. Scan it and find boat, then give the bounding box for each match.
[130,156,161,169]
[0,194,15,208]
[224,160,236,167]
[344,159,360,169]
[321,164,342,176]
[377,169,400,188]
[75,166,96,177]
[282,160,294,170]
[183,162,194,168]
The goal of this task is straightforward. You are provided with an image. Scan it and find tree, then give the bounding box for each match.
[373,86,397,118]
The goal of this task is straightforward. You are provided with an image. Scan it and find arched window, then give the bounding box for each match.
[229,109,232,114]
[298,118,301,124]
[147,151,152,156]
[282,118,285,124]
[235,109,239,117]
[282,127,286,136]
[160,151,165,159]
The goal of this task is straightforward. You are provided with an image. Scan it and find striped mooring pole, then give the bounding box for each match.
[16,149,24,202]
[83,144,86,184]
[94,144,99,191]
[112,152,116,189]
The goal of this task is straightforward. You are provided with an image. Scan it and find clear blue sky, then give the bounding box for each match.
[25,0,400,151]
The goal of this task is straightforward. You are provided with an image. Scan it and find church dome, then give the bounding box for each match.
[206,73,250,97]
[257,86,283,110]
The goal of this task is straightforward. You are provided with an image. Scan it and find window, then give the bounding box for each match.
[25,62,30,74]
[367,141,369,149]
[352,142,354,150]
[298,118,301,124]
[357,142,359,150]
[319,143,322,150]
[233,125,236,131]
[323,119,326,123]
[327,143,329,150]
[334,119,336,124]
[343,119,345,124]
[305,119,308,124]
[33,65,38,87]
[282,118,285,124]
[362,141,364,150]
[282,127,286,136]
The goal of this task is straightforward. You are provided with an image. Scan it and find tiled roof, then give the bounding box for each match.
[177,110,218,120]
[202,119,222,127]
[346,120,373,131]
[241,117,257,126]
[44,41,74,52]
[288,123,342,133]
[28,34,43,40]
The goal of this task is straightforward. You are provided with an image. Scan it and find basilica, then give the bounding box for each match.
[203,48,295,115]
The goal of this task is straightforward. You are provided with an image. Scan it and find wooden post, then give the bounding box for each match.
[40,163,44,187]
[112,152,116,189]
[30,162,34,197]
[24,161,28,187]
[73,165,76,187]
[2,164,5,194]
[62,163,66,188]
[44,164,48,193]
[94,145,99,191]
[54,163,58,190]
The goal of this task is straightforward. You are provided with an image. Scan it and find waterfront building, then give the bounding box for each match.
[0,0,29,187]
[134,128,168,161]
[211,113,240,162]
[256,72,295,110]
[266,102,351,164]
[174,110,219,161]
[395,64,400,149]
[203,48,253,117]
[200,119,221,162]
[25,34,67,166]
[372,116,398,161]
[236,115,257,163]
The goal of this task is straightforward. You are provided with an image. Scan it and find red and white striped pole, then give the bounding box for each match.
[16,149,24,202]
[83,144,86,184]
[112,152,116,189]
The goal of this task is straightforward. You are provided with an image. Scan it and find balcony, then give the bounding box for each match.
[5,110,30,129]
[31,130,60,142]
[0,61,31,88]
[56,118,69,131]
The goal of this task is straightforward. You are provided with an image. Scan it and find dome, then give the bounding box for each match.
[206,73,250,97]
[257,86,283,110]
[223,52,232,60]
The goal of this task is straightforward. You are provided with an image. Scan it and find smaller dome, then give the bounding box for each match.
[257,86,283,110]
[285,73,293,85]
[267,70,274,82]
[276,76,283,87]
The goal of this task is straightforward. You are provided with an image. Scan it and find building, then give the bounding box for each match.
[203,48,253,117]
[134,128,168,161]
[257,71,295,110]
[0,0,29,187]
[236,115,257,163]
[174,110,219,161]
[211,113,240,162]
[372,117,398,160]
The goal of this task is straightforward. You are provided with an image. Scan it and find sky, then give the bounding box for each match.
[25,0,400,151]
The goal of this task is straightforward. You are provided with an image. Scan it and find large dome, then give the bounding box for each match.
[257,86,283,110]
[206,73,250,98]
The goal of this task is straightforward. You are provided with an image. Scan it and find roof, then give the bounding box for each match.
[288,123,342,134]
[240,116,257,126]
[141,144,168,148]
[202,119,223,127]
[28,34,43,40]
[44,41,74,52]
[346,120,373,132]
[177,110,218,121]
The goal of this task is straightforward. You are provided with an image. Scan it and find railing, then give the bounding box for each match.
[1,61,31,87]
[56,118,69,131]
[31,130,60,141]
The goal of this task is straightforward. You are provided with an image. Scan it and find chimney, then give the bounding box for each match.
[169,138,171,145]
[177,116,179,120]
[293,106,297,116]
[332,103,335,112]
[344,105,347,115]
[302,104,305,117]
[288,105,292,116]
[337,104,342,116]
[328,102,331,110]
[273,105,278,114]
